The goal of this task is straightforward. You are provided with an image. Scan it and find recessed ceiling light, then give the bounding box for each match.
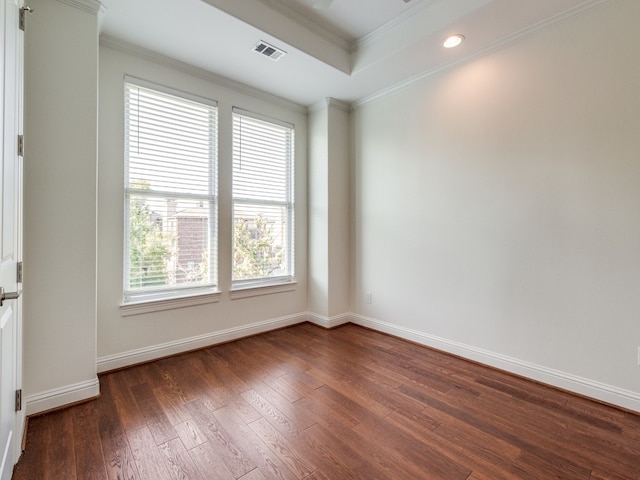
[443,34,465,48]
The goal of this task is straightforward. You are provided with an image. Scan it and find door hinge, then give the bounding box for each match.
[19,6,33,32]
[17,261,23,283]
[17,135,24,157]
[15,389,22,412]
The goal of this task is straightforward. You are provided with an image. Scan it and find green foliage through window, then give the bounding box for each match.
[233,215,284,280]
[128,197,171,288]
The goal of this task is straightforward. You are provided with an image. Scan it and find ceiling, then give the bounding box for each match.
[100,0,612,107]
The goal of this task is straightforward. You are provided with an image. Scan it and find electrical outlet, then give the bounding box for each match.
[364,291,372,304]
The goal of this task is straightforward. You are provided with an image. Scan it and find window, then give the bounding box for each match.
[232,109,294,288]
[124,79,217,303]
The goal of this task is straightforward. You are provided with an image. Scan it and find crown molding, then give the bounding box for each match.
[200,0,350,74]
[353,0,618,109]
[327,97,351,113]
[258,0,351,52]
[308,99,326,114]
[55,0,107,16]
[352,0,439,53]
[309,97,351,114]
[99,36,307,115]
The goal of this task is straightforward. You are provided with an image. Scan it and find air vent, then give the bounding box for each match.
[252,41,286,61]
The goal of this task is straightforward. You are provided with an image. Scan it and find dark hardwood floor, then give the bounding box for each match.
[13,323,640,479]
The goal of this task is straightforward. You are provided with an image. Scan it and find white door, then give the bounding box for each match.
[0,0,24,478]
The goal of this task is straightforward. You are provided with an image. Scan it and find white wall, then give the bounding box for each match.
[24,0,640,415]
[97,45,308,368]
[308,103,329,316]
[308,99,350,323]
[23,0,101,413]
[352,0,640,409]
[326,102,350,318]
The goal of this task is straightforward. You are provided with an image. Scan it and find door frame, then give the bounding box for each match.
[0,0,25,476]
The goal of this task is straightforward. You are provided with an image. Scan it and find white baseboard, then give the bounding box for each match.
[97,312,307,373]
[31,312,640,416]
[306,311,352,329]
[350,313,640,414]
[25,377,100,416]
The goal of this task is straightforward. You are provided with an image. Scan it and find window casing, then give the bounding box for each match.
[232,108,295,288]
[124,79,218,303]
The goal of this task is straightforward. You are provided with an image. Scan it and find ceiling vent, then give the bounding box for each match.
[252,41,287,61]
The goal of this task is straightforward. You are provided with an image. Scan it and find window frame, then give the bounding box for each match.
[122,77,219,306]
[231,107,296,291]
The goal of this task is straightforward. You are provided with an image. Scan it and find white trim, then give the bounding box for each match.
[308,99,328,114]
[25,377,100,416]
[97,312,306,372]
[229,281,297,300]
[353,0,438,52]
[350,313,640,414]
[99,36,307,115]
[232,107,294,129]
[326,97,351,113]
[306,312,351,329]
[0,431,12,480]
[120,291,222,317]
[309,97,351,114]
[353,0,618,109]
[55,0,106,16]
[33,313,640,414]
[257,0,351,51]
[125,75,219,108]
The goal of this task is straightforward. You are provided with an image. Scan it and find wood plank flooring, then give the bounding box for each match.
[13,323,640,479]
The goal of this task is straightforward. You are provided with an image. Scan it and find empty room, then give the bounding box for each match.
[1,0,639,478]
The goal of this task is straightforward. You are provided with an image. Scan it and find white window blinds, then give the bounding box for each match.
[232,109,294,285]
[124,79,217,301]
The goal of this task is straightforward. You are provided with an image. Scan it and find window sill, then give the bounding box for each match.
[230,281,297,300]
[120,290,221,317]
